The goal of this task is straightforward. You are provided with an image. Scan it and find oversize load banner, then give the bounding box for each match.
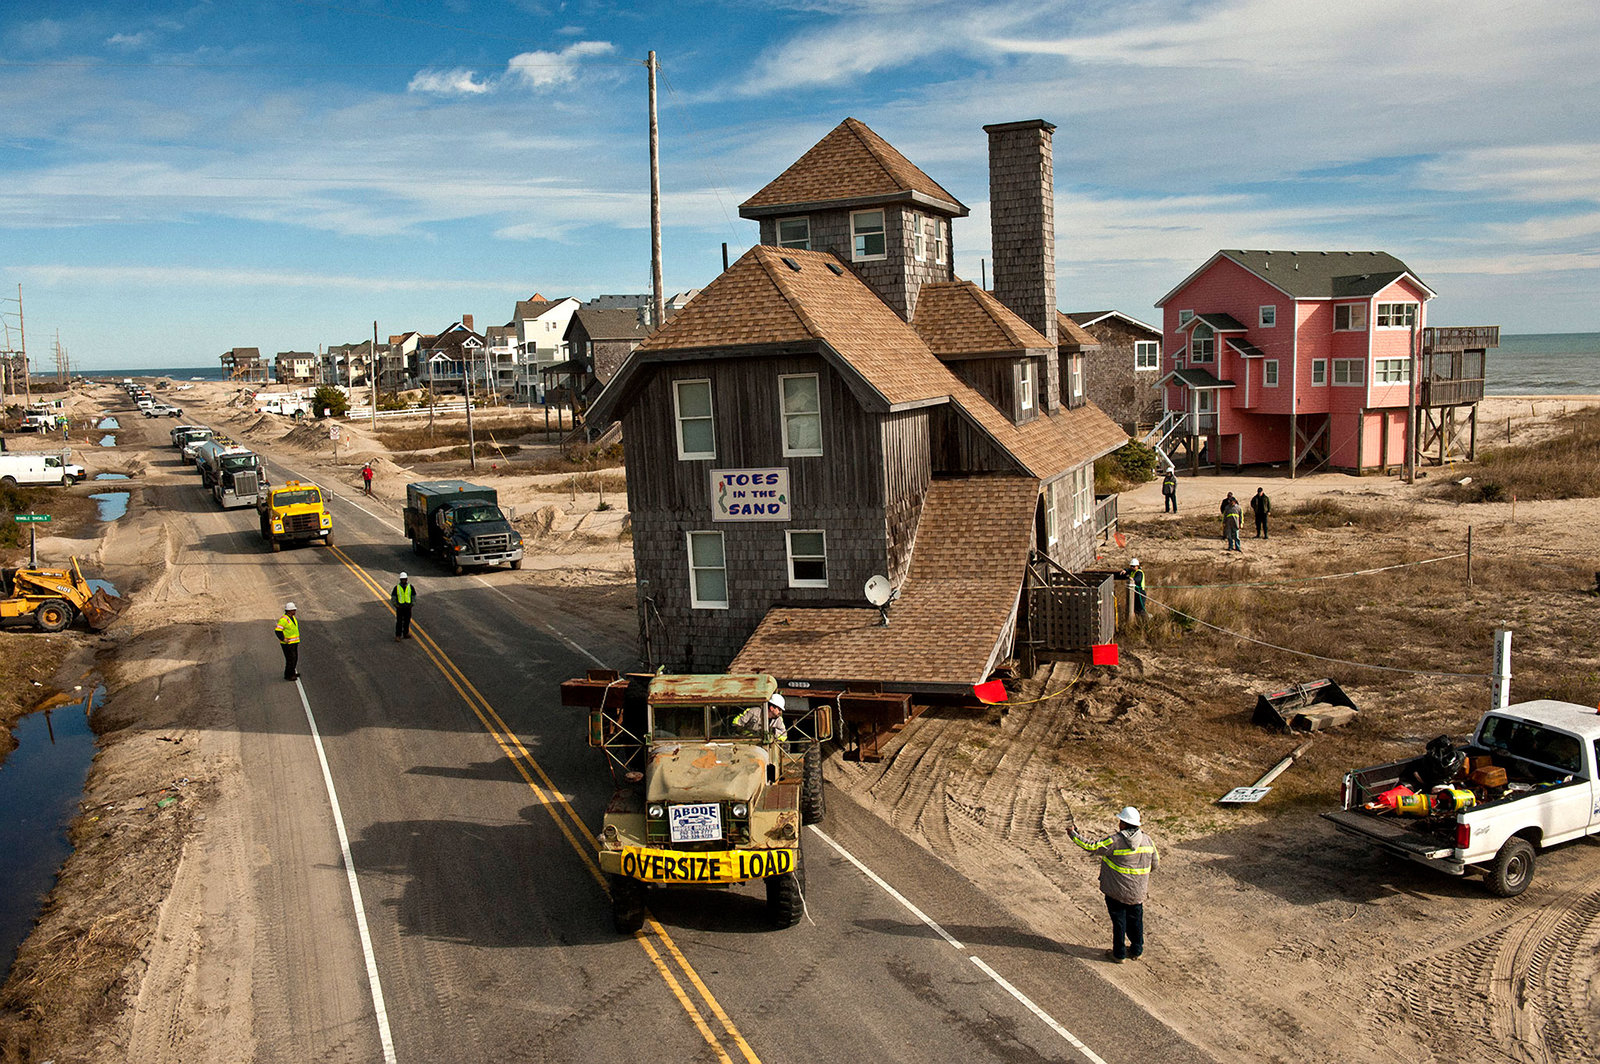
[710,467,790,521]
[620,846,795,883]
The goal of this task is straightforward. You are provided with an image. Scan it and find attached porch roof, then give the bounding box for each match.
[1160,368,1236,389]
[1180,312,1249,333]
[729,476,1037,691]
[1226,337,1266,358]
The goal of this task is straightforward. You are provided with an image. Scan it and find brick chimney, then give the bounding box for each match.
[463,314,474,332]
[984,119,1059,409]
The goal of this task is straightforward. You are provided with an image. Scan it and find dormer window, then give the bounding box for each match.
[851,210,886,261]
[777,217,810,250]
[1019,360,1036,413]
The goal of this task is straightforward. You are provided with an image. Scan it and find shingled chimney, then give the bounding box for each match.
[985,119,1059,409]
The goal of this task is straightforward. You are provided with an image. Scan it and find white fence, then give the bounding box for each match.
[344,402,475,420]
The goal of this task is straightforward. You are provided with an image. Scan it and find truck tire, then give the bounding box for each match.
[1,476,15,488]
[766,842,806,928]
[323,533,333,546]
[411,537,424,556]
[510,559,523,571]
[270,538,281,553]
[35,599,73,632]
[1487,837,1536,897]
[801,740,825,825]
[452,558,463,575]
[608,873,646,934]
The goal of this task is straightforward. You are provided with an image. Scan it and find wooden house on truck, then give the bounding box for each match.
[588,117,1126,704]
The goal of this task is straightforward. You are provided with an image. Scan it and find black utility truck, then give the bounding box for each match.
[403,480,524,574]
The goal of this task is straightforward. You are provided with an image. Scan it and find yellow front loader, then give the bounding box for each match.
[0,557,125,632]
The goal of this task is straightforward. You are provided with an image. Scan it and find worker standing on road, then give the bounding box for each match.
[1161,469,1178,513]
[275,602,300,681]
[391,572,415,640]
[362,461,374,496]
[1251,487,1271,539]
[1071,806,1159,963]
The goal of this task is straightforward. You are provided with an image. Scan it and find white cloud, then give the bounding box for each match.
[105,32,150,50]
[408,68,492,96]
[504,41,616,89]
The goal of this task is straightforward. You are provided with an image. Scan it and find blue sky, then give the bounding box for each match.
[2,0,1596,371]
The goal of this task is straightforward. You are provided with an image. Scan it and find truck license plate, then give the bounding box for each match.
[668,803,723,843]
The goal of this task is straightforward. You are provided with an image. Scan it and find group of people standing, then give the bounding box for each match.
[273,572,417,681]
[1219,488,1271,550]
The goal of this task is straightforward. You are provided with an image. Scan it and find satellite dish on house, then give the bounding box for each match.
[864,575,892,607]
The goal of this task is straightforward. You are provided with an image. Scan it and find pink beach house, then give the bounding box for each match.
[1154,250,1435,474]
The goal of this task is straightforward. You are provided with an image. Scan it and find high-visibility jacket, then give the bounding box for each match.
[275,614,300,645]
[1128,568,1145,593]
[1073,828,1159,904]
[392,583,414,606]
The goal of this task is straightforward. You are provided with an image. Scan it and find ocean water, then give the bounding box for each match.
[72,366,229,381]
[1489,333,1600,395]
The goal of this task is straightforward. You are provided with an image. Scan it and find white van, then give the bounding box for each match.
[0,451,86,487]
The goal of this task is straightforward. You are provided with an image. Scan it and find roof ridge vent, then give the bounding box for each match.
[781,256,801,272]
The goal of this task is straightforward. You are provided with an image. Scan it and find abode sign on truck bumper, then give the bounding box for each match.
[711,468,790,520]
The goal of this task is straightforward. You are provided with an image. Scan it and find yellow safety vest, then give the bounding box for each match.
[275,614,300,644]
[394,584,413,605]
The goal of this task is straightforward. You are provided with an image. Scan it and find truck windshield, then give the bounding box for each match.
[275,489,322,507]
[652,707,706,740]
[1478,715,1584,775]
[221,455,258,473]
[709,706,766,739]
[453,504,504,524]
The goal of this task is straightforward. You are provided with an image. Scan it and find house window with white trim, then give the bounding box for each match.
[1374,358,1412,382]
[1072,465,1093,527]
[1134,341,1160,371]
[1190,323,1215,364]
[931,218,946,264]
[1332,358,1365,385]
[779,373,822,456]
[1259,305,1277,328]
[1178,309,1194,326]
[912,213,925,260]
[1334,304,1367,331]
[851,210,886,261]
[1070,355,1084,399]
[1264,360,1279,387]
[1311,359,1327,386]
[1019,360,1035,412]
[1376,302,1418,327]
[1044,483,1059,549]
[673,378,716,459]
[777,217,810,250]
[687,531,728,608]
[785,530,828,588]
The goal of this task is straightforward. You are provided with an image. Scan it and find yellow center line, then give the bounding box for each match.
[325,546,759,1064]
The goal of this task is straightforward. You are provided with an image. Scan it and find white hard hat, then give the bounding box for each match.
[1118,806,1141,827]
[769,692,786,710]
[399,572,408,580]
[1129,558,1140,566]
[285,602,296,611]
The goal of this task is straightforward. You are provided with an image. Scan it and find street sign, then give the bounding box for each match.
[13,514,52,523]
[329,425,341,441]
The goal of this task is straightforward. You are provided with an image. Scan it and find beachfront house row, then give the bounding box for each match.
[274,350,319,385]
[589,117,1127,695]
[1154,250,1436,474]
[1068,311,1164,433]
[418,317,484,395]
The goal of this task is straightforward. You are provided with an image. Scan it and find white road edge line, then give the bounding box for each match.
[272,458,610,668]
[295,679,399,1064]
[810,825,1109,1064]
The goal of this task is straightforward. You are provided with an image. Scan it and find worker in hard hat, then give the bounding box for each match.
[1125,558,1146,616]
[1070,805,1160,963]
[275,602,301,681]
[391,572,416,640]
[734,692,787,741]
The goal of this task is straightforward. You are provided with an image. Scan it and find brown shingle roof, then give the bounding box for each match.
[913,282,1051,357]
[740,118,967,218]
[1054,311,1101,348]
[730,477,1037,688]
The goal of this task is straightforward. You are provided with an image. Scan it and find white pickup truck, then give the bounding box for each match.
[1323,700,1600,897]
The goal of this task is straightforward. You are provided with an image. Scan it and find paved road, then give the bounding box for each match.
[125,402,1216,1064]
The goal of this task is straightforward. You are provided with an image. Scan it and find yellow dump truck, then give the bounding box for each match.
[0,557,125,631]
[257,479,332,552]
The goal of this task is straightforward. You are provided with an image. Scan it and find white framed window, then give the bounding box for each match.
[1190,323,1215,364]
[931,218,946,264]
[1334,304,1367,331]
[1134,341,1160,371]
[1070,355,1084,398]
[1178,309,1194,326]
[1332,358,1365,385]
[1374,357,1412,382]
[851,210,886,261]
[1311,359,1327,386]
[912,213,925,260]
[1019,360,1036,412]
[687,531,728,608]
[1259,305,1277,328]
[779,373,822,456]
[1264,360,1279,387]
[1044,482,1059,549]
[1376,302,1417,328]
[785,530,828,588]
[673,378,716,460]
[777,217,810,250]
[1071,465,1093,527]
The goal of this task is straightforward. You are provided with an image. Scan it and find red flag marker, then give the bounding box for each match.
[1091,643,1119,666]
[974,679,1007,704]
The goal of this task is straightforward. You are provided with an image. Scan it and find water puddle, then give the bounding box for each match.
[98,435,117,447]
[97,417,120,430]
[89,492,129,521]
[0,684,103,980]
[86,578,121,597]
[93,472,129,481]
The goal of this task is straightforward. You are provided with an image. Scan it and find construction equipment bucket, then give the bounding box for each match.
[81,588,125,631]
[1252,678,1358,731]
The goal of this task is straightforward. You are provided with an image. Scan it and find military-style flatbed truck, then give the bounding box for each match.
[561,672,832,932]
[402,480,523,575]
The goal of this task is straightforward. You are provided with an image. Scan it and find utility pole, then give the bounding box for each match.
[648,51,664,331]
[19,284,30,407]
[1405,319,1418,484]
[464,343,477,472]
[370,321,379,431]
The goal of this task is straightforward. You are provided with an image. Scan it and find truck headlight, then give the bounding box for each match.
[272,521,284,532]
[647,804,665,819]
[454,543,466,552]
[731,803,749,819]
[320,514,331,527]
